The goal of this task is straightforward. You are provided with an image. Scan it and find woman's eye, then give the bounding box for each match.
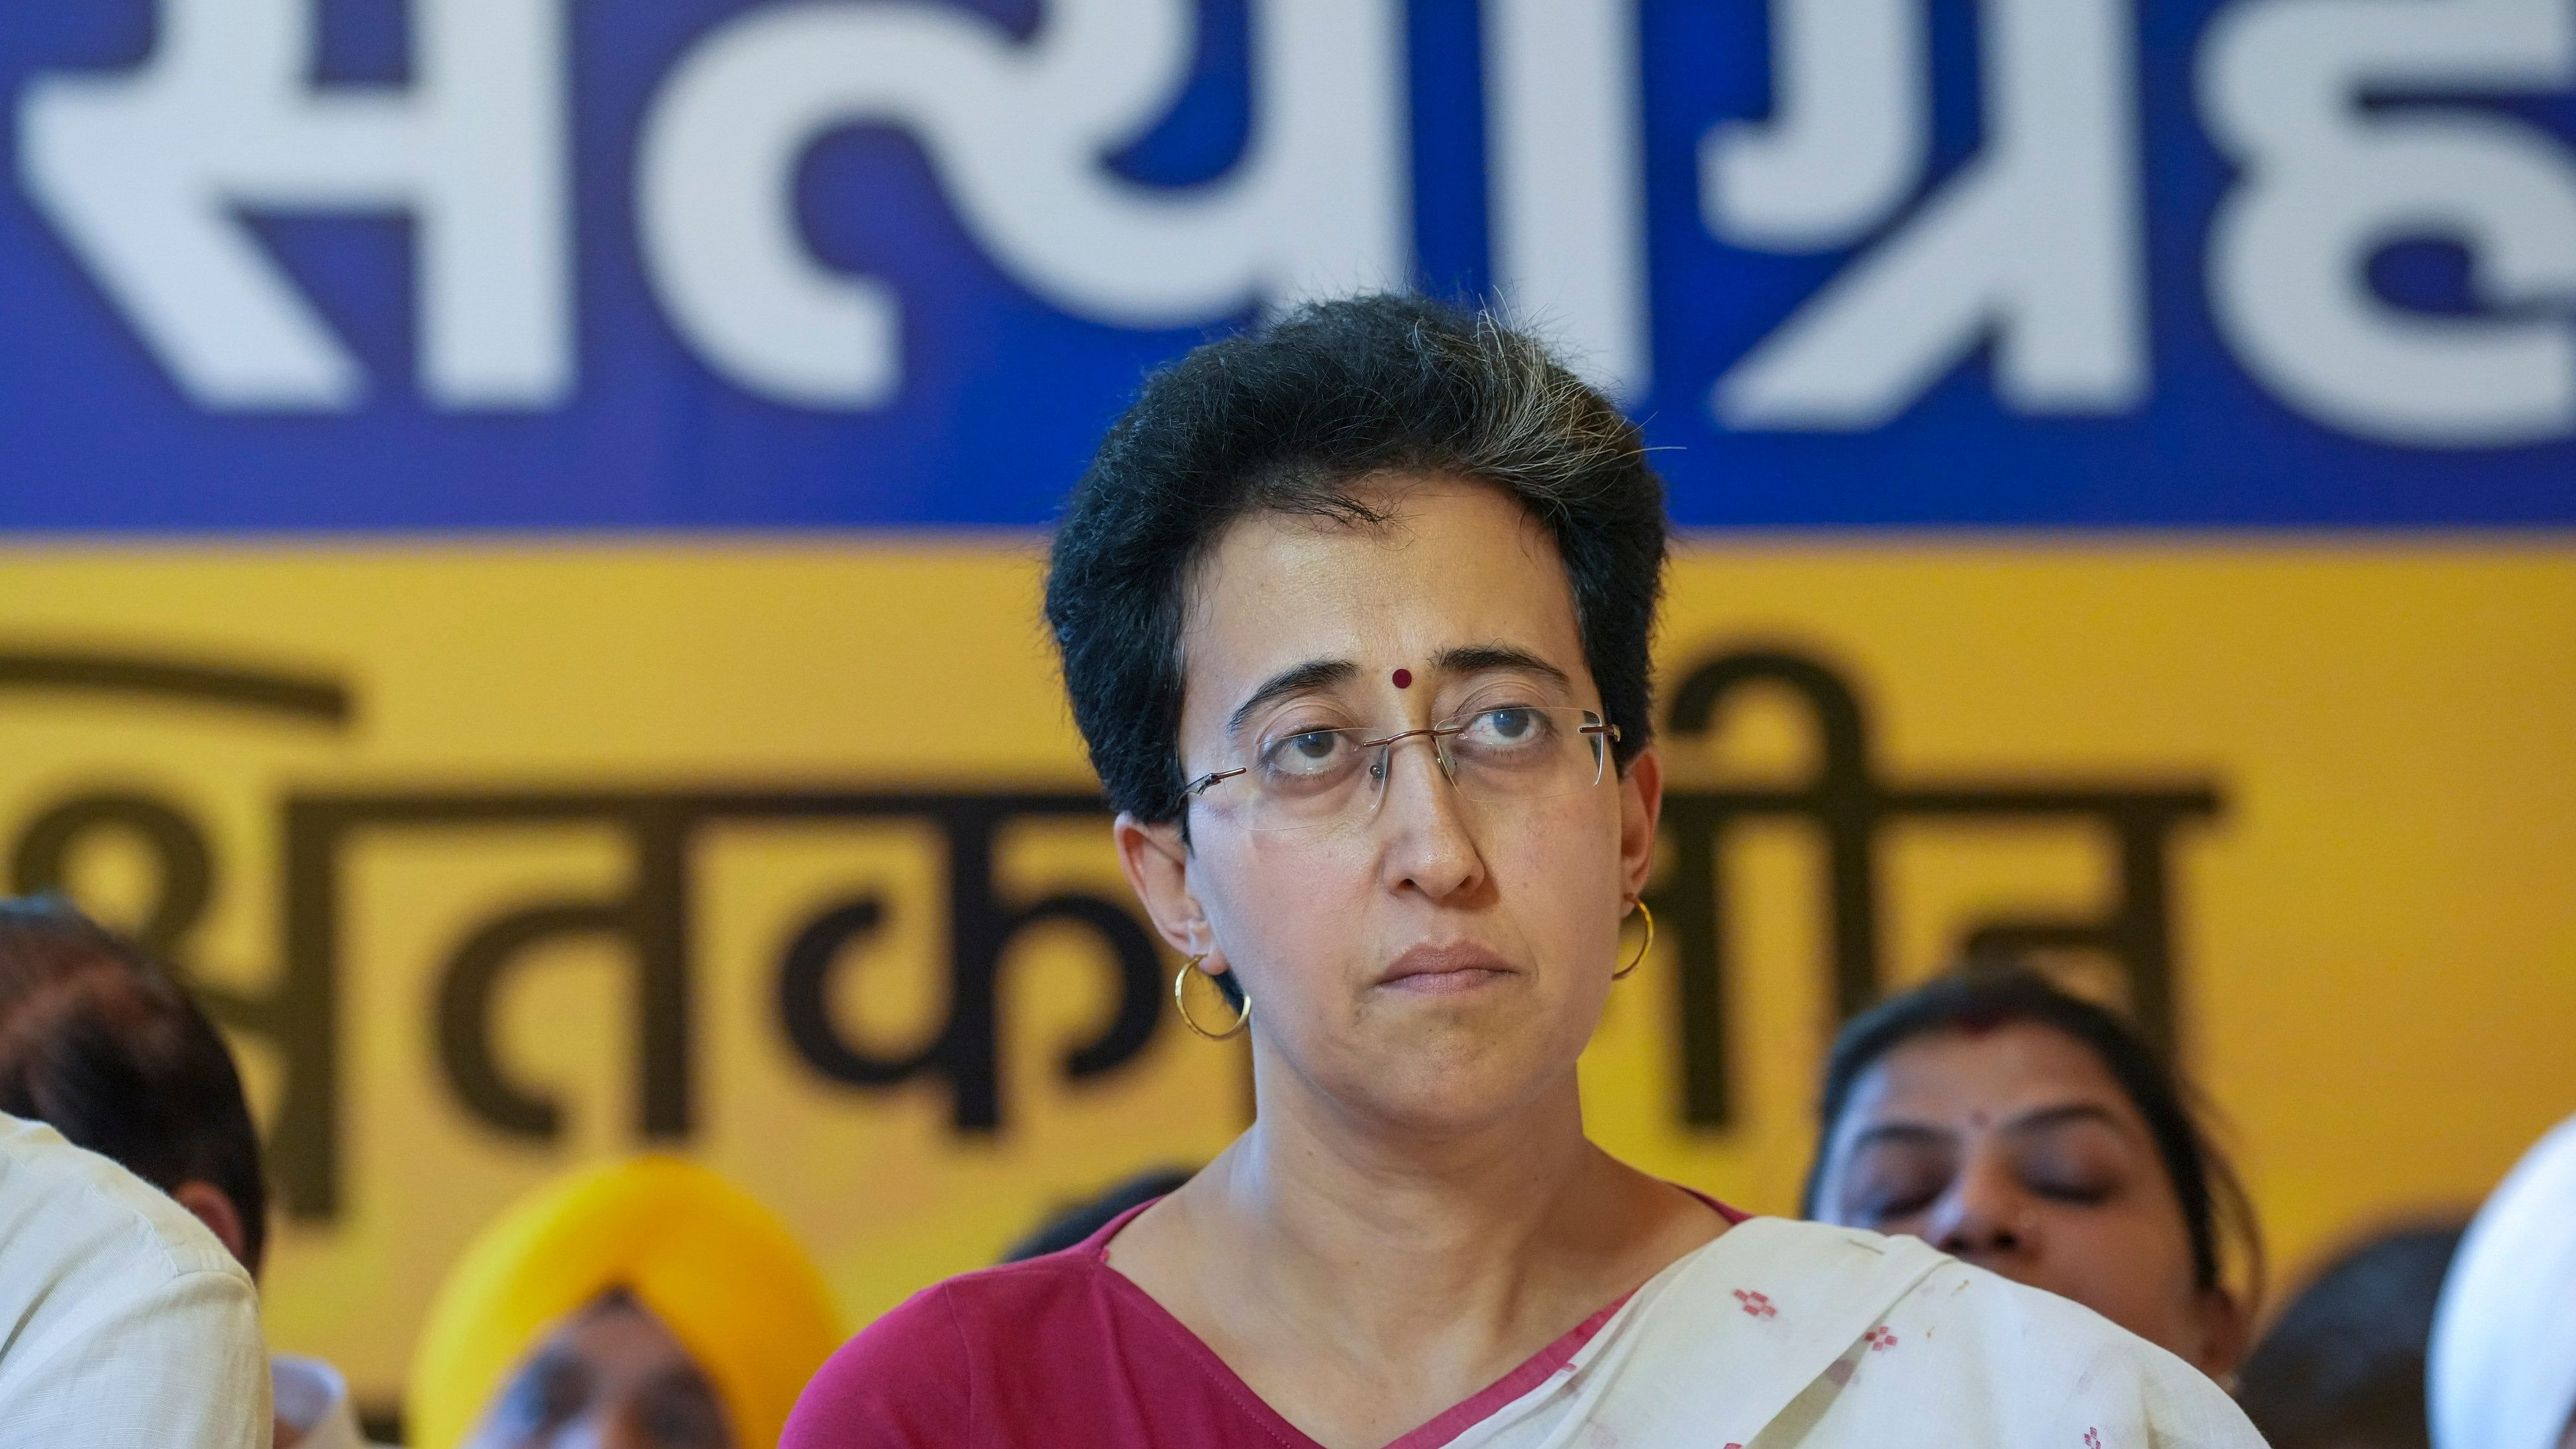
[1855,1187,1940,1222]
[1460,706,1552,748]
[1840,1153,1950,1223]
[2015,1138,2125,1205]
[2022,1168,2117,1205]
[1262,729,1351,776]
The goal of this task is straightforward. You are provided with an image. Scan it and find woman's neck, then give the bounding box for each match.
[1181,1062,1663,1356]
[1103,1062,1722,1448]
[1231,1067,1599,1285]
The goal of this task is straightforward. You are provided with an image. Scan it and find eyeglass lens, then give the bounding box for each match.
[1214,707,1610,835]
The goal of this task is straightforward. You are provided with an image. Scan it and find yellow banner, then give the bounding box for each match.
[3,538,2571,1416]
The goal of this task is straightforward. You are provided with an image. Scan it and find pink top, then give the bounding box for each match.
[784,1191,1744,1449]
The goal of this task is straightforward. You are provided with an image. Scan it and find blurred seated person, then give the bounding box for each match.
[1803,962,2259,1381]
[1000,1165,1197,1263]
[2430,1114,2576,1449]
[0,897,317,1444]
[409,1155,841,1449]
[0,1108,271,1444]
[2235,1222,2464,1449]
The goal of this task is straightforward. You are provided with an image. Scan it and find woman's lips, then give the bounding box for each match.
[1383,967,1508,996]
[1377,944,1515,994]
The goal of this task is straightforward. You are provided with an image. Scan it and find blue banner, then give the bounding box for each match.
[4,0,2573,530]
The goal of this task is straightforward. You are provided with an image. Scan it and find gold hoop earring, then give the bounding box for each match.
[1612,899,1655,981]
[1173,955,1251,1040]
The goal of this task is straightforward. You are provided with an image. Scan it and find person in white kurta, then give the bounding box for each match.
[0,1111,271,1446]
[2430,1113,2576,1449]
[0,896,387,1448]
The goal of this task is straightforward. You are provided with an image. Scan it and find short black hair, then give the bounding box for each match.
[1802,962,2262,1302]
[2236,1223,2463,1449]
[0,896,268,1274]
[1046,293,1668,823]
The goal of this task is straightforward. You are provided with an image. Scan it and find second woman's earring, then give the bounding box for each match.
[1612,899,1655,981]
[1173,954,1252,1040]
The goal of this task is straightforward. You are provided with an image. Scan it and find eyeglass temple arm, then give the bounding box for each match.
[1185,767,1246,797]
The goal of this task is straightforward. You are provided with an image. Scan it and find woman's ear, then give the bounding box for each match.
[2194,1285,2253,1382]
[171,1179,252,1272]
[1114,812,1218,964]
[1618,743,1664,901]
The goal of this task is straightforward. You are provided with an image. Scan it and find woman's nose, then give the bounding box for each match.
[1373,736,1486,901]
[1925,1157,2037,1265]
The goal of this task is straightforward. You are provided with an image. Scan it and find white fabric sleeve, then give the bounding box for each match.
[0,1263,272,1448]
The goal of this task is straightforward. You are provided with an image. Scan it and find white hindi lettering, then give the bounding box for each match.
[1481,0,1651,403]
[11,0,2575,445]
[16,0,570,411]
[1701,0,1929,251]
[1706,0,2150,429]
[2201,0,2576,447]
[636,0,1409,409]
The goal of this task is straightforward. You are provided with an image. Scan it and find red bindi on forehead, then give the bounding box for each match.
[1392,668,1412,688]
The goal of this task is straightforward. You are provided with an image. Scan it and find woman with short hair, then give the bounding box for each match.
[786,296,2263,1448]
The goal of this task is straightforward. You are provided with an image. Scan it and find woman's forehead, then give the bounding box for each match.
[1180,480,1585,702]
[1846,1022,2143,1132]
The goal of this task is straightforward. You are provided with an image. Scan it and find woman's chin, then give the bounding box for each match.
[1320,1047,1573,1138]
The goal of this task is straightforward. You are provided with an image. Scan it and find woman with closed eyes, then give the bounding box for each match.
[1805,963,2263,1382]
[783,296,2265,1449]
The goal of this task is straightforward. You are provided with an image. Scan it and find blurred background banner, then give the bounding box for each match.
[5,544,2571,1414]
[3,0,2574,1424]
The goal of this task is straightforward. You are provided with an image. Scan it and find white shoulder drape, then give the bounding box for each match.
[1451,1217,2262,1449]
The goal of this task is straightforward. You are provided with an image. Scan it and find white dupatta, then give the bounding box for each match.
[1444,1217,2261,1449]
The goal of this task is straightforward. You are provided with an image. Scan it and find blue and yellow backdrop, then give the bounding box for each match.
[3,0,2573,1418]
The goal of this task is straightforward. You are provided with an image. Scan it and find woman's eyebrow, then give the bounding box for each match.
[1227,658,1356,738]
[1845,1120,1954,1154]
[1997,1102,2129,1139]
[1431,642,1572,687]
